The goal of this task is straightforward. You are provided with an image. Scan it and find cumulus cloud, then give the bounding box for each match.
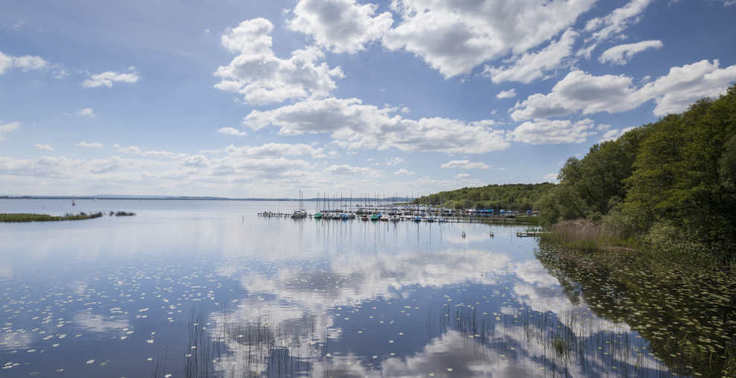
[113,144,185,159]
[244,97,509,154]
[82,70,139,88]
[382,0,595,78]
[509,118,602,144]
[288,0,393,54]
[214,18,344,105]
[34,144,54,152]
[600,127,635,142]
[599,40,663,65]
[0,121,20,141]
[496,89,516,99]
[326,164,379,176]
[512,59,736,120]
[2,141,452,196]
[638,59,736,116]
[440,160,489,170]
[77,141,104,148]
[224,143,327,159]
[394,168,414,175]
[484,29,578,84]
[217,127,247,136]
[511,70,639,120]
[579,0,653,57]
[0,51,48,75]
[77,107,96,118]
[385,157,405,166]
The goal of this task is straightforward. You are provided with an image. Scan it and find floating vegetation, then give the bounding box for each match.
[111,211,136,217]
[0,212,103,222]
[536,242,736,377]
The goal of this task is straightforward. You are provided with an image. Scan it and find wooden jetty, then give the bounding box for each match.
[516,231,549,237]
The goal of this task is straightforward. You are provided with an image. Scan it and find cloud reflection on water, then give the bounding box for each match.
[208,246,666,377]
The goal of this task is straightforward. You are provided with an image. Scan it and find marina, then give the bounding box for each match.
[258,197,540,225]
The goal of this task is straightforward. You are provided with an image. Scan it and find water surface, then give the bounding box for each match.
[0,199,673,377]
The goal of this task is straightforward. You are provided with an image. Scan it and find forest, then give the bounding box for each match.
[414,183,555,210]
[418,85,736,262]
[537,85,736,262]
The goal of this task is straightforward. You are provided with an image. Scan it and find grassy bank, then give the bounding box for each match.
[538,222,735,376]
[0,212,104,222]
[540,219,639,253]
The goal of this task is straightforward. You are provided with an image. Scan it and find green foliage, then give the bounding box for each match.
[415,183,554,210]
[538,84,736,260]
[535,126,648,225]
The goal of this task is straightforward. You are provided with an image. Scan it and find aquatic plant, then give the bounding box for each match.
[0,212,104,222]
[536,243,736,377]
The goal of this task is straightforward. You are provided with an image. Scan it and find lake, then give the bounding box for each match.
[0,199,675,377]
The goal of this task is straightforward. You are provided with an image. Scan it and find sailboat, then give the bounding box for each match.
[291,190,308,219]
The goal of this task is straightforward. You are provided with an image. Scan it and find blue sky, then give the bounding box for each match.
[1,0,735,197]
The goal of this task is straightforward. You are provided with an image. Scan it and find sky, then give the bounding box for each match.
[1,0,735,198]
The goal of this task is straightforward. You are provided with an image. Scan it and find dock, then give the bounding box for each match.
[257,204,540,226]
[516,231,549,237]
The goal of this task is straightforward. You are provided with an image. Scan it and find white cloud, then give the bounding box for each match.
[638,59,736,116]
[288,0,393,54]
[77,141,104,149]
[510,118,599,144]
[394,168,414,175]
[440,160,489,170]
[496,89,516,99]
[543,172,559,182]
[599,40,663,65]
[0,52,11,74]
[0,121,20,141]
[455,173,471,179]
[113,145,185,159]
[512,59,736,120]
[224,143,326,159]
[511,70,640,120]
[1,142,453,196]
[244,97,509,154]
[385,157,405,166]
[214,18,344,105]
[484,29,578,84]
[579,0,653,57]
[382,0,595,78]
[34,144,54,152]
[77,107,96,118]
[0,51,48,75]
[217,127,246,136]
[82,70,139,88]
[600,127,635,142]
[326,164,379,176]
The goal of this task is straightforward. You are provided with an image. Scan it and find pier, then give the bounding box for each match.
[257,203,540,226]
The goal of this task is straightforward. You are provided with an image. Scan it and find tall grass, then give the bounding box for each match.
[541,219,638,253]
[0,212,104,222]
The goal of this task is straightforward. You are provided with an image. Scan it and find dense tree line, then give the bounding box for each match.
[537,85,736,259]
[415,183,555,210]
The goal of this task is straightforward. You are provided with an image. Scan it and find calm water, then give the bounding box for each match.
[0,199,674,377]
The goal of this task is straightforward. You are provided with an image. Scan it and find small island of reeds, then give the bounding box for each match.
[0,211,135,222]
